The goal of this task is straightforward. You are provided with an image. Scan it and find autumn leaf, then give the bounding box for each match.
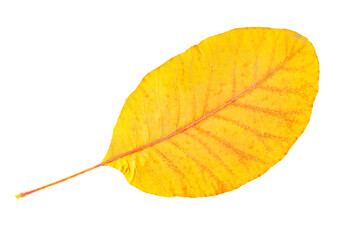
[16,27,319,198]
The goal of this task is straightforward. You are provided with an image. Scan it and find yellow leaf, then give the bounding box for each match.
[103,27,319,197]
[16,27,318,198]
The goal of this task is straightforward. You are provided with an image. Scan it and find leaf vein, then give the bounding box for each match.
[183,131,235,176]
[102,45,305,167]
[167,138,226,193]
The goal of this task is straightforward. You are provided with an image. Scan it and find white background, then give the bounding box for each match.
[1,1,359,239]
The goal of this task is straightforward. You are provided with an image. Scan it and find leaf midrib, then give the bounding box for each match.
[103,46,304,166]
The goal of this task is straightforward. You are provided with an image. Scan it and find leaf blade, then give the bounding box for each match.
[103,27,319,197]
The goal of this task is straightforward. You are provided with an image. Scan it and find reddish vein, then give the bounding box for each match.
[16,45,303,199]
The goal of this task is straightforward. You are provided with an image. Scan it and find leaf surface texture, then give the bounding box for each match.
[103,27,319,197]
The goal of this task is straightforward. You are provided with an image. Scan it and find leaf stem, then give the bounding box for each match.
[15,162,104,199]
